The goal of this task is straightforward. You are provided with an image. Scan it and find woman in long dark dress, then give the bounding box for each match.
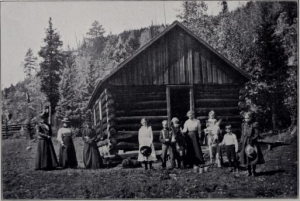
[182,111,204,169]
[35,113,58,170]
[57,118,78,168]
[240,112,265,176]
[82,121,103,169]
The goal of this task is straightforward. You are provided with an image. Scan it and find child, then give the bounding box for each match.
[170,117,186,169]
[159,120,175,169]
[219,125,239,172]
[137,118,157,170]
[204,110,223,167]
[204,110,218,144]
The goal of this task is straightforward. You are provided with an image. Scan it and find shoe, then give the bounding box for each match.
[246,172,252,177]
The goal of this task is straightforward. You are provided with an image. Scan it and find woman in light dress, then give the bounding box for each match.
[57,117,78,168]
[137,118,157,170]
[182,111,204,168]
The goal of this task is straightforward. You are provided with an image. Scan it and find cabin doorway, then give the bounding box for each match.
[167,86,194,127]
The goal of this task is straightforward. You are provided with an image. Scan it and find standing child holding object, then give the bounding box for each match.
[219,124,239,172]
[137,118,157,170]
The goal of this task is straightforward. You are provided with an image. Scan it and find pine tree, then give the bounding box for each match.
[38,17,64,113]
[56,50,78,121]
[245,2,289,129]
[22,48,37,77]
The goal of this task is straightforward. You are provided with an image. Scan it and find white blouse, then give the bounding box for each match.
[57,127,73,144]
[138,126,153,147]
[182,119,201,134]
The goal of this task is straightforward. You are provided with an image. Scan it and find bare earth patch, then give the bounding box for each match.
[2,135,298,199]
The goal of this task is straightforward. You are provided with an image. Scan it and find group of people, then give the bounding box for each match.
[35,112,103,171]
[35,108,265,177]
[137,110,265,176]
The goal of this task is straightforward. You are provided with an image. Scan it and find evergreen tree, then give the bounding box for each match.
[38,17,64,113]
[22,48,37,77]
[56,50,78,122]
[245,2,289,129]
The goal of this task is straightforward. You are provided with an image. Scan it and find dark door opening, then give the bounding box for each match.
[170,88,191,127]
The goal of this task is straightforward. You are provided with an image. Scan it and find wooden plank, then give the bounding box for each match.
[194,51,199,84]
[217,67,222,84]
[153,45,157,85]
[166,86,171,127]
[207,59,212,83]
[166,38,169,84]
[201,55,207,83]
[148,47,153,85]
[189,49,193,84]
[212,64,217,83]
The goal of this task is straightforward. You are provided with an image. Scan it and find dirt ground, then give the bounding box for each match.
[2,133,298,199]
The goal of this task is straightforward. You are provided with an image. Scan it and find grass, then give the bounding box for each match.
[2,134,298,199]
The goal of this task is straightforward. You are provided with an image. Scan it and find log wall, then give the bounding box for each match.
[194,84,243,138]
[107,85,167,151]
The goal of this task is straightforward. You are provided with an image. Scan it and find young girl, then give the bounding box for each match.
[137,118,157,170]
[240,112,265,176]
[204,110,223,167]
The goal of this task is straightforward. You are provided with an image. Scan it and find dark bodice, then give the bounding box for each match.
[36,122,52,139]
[241,122,259,142]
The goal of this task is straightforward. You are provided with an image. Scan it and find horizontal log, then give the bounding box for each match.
[197,115,241,121]
[101,98,115,108]
[195,93,239,99]
[116,109,167,117]
[116,142,162,150]
[115,116,167,123]
[195,99,238,107]
[102,114,116,123]
[116,131,161,140]
[115,93,166,102]
[117,124,162,131]
[109,85,166,94]
[196,107,239,113]
[104,150,163,159]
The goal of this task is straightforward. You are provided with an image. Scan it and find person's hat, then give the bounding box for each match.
[62,117,70,123]
[171,117,179,124]
[245,144,257,158]
[140,146,152,157]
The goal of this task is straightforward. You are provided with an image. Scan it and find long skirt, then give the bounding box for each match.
[59,136,78,168]
[35,139,58,170]
[240,136,265,166]
[185,131,204,166]
[83,142,103,169]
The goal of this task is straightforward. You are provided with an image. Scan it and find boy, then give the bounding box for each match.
[159,120,175,169]
[219,124,239,172]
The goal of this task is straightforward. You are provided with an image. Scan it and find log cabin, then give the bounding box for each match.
[87,21,250,155]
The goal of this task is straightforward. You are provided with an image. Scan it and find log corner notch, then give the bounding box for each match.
[238,88,247,118]
[96,88,118,156]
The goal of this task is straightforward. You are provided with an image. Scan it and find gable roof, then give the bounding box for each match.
[88,21,250,108]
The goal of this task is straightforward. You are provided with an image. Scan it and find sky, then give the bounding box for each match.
[1,1,247,89]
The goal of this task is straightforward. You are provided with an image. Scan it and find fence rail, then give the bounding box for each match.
[2,124,35,138]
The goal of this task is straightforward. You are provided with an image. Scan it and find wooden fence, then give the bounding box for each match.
[2,124,35,139]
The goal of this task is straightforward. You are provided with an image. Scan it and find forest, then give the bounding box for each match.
[2,1,297,133]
